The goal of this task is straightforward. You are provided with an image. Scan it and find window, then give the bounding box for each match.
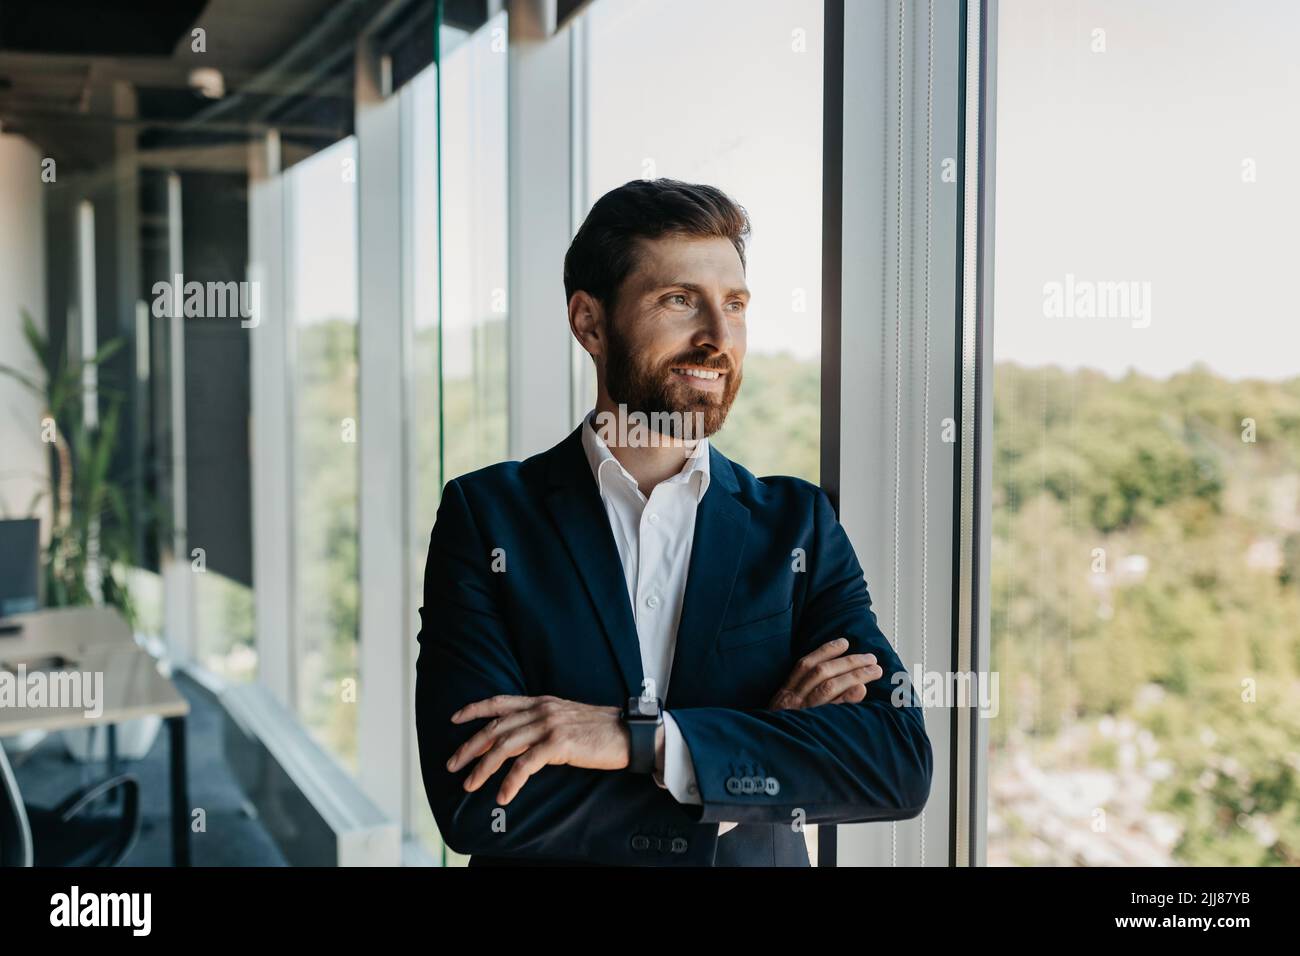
[407,11,510,864]
[287,137,361,772]
[578,0,824,483]
[439,13,509,486]
[988,1,1300,866]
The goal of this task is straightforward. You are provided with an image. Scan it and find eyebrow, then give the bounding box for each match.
[653,280,751,299]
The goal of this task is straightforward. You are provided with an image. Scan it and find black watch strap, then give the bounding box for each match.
[624,694,662,774]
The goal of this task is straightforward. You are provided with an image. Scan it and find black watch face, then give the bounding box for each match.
[627,697,660,719]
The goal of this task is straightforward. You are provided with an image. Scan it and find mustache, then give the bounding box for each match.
[664,352,733,372]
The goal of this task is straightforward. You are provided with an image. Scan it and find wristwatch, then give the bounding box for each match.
[623,682,663,774]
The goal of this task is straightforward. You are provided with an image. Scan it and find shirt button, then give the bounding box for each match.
[648,513,660,525]
[646,594,661,610]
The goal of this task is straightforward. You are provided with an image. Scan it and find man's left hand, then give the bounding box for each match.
[446,695,631,805]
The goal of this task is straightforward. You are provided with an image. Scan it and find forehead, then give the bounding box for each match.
[626,234,746,292]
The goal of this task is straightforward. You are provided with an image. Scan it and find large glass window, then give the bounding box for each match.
[988,0,1300,866]
[194,571,256,681]
[579,0,824,483]
[403,59,444,860]
[288,137,361,772]
[439,13,509,486]
[406,10,509,865]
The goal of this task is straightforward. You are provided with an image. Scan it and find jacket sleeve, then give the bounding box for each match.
[414,478,716,865]
[666,485,934,826]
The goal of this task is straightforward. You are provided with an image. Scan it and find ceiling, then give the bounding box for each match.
[0,0,397,174]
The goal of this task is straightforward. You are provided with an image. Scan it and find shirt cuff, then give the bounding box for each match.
[658,712,701,803]
[659,712,739,836]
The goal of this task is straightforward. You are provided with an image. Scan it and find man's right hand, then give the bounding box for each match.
[767,638,883,711]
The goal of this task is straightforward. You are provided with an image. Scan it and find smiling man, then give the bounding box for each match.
[415,178,933,866]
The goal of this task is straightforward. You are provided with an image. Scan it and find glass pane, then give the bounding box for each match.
[403,58,444,861]
[428,9,510,865]
[989,0,1300,866]
[195,570,256,681]
[440,12,509,487]
[581,0,823,483]
[289,137,361,772]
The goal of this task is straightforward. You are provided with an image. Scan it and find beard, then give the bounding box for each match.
[604,319,742,440]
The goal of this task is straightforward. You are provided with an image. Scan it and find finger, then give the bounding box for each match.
[769,639,852,697]
[806,665,878,706]
[447,708,545,773]
[451,695,541,724]
[812,663,883,705]
[790,653,878,700]
[780,641,853,699]
[772,660,881,711]
[795,638,852,672]
[464,721,551,793]
[767,687,803,711]
[829,682,869,704]
[496,742,558,805]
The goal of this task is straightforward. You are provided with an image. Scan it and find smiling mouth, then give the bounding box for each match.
[671,366,724,381]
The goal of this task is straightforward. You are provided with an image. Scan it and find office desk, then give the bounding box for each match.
[0,607,192,865]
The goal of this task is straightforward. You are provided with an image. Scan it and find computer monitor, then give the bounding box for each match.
[0,518,40,619]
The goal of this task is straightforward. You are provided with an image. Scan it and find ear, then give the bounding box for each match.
[568,291,605,360]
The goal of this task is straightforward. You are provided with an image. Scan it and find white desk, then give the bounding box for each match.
[0,606,192,865]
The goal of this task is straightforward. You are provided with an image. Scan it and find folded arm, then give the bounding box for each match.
[667,486,934,825]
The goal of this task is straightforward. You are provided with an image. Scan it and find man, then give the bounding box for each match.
[415,178,932,866]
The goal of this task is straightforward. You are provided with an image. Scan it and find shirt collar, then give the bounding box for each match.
[580,409,711,503]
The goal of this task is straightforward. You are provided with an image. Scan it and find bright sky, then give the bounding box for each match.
[994,0,1300,381]
[585,0,824,360]
[285,0,1299,382]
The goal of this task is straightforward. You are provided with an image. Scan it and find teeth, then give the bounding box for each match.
[674,368,721,380]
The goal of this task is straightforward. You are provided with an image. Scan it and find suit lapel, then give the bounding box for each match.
[666,446,750,708]
[542,426,644,698]
[540,427,752,708]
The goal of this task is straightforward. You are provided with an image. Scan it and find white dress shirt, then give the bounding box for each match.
[580,410,739,837]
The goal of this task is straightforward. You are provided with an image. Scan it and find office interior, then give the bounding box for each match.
[2,0,1298,869]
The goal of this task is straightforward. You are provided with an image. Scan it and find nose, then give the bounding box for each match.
[692,298,734,358]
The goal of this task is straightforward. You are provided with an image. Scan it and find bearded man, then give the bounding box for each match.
[415,178,932,866]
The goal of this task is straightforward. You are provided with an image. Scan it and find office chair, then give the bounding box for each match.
[0,742,142,866]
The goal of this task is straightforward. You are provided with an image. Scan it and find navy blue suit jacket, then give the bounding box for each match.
[415,424,933,865]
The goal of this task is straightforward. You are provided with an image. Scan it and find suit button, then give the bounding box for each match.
[725,776,742,795]
[765,777,780,795]
[741,776,757,794]
[670,837,688,854]
[631,835,650,851]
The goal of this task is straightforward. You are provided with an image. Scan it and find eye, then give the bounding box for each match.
[666,293,690,306]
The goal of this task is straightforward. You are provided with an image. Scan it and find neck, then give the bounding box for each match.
[591,397,703,497]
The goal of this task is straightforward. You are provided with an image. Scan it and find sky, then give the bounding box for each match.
[994,0,1300,381]
[585,0,825,361]
[286,0,1300,382]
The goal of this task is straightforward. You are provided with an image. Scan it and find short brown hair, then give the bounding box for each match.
[563,178,750,315]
